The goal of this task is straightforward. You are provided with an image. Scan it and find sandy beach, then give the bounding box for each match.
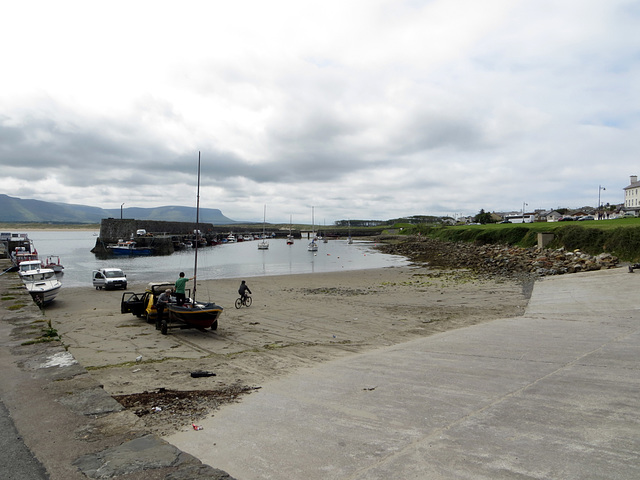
[45,264,530,435]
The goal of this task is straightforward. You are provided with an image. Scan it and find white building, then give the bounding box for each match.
[505,214,535,223]
[624,175,640,213]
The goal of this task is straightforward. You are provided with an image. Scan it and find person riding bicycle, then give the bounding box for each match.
[238,280,252,303]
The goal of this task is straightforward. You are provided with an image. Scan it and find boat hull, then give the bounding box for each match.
[25,282,61,305]
[164,302,223,333]
[108,247,153,255]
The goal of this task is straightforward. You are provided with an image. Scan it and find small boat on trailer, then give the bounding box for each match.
[162,153,223,335]
[163,300,223,334]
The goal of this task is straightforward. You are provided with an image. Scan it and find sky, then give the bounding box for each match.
[1,0,638,224]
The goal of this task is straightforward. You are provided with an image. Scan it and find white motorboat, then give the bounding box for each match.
[18,260,44,276]
[21,268,62,306]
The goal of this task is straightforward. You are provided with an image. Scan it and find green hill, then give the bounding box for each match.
[0,194,237,225]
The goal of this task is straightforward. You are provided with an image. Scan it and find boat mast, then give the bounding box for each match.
[194,152,201,301]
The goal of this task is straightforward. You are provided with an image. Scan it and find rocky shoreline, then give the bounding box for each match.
[375,235,619,278]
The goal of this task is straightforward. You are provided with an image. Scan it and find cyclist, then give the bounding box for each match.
[238,280,252,304]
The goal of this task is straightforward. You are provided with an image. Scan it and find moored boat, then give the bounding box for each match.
[44,255,64,273]
[308,206,318,252]
[257,205,269,250]
[107,240,154,255]
[18,260,44,276]
[21,268,62,306]
[287,214,294,245]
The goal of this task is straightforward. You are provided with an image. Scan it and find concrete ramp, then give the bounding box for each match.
[166,267,640,479]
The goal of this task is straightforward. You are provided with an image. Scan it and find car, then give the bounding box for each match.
[578,215,594,221]
[500,220,511,224]
[121,281,181,323]
[92,268,127,290]
[558,216,575,221]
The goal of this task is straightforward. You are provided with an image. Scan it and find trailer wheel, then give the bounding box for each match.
[161,319,168,335]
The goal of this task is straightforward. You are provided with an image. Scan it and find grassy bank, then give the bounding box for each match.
[398,218,640,262]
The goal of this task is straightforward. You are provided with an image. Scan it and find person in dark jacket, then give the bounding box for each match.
[238,280,252,302]
[155,289,172,330]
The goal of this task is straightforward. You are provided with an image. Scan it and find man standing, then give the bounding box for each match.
[175,272,194,306]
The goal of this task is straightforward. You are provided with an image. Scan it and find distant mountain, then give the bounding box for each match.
[0,194,238,224]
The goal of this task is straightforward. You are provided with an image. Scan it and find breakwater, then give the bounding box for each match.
[91,218,218,256]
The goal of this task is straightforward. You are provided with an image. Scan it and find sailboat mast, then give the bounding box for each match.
[194,151,201,300]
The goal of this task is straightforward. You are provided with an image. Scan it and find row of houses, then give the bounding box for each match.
[473,175,640,224]
[494,207,628,224]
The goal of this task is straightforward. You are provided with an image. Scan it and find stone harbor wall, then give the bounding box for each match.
[98,218,216,240]
[92,219,217,256]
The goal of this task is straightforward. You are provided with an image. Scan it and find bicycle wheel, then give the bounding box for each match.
[244,296,252,307]
[235,298,242,309]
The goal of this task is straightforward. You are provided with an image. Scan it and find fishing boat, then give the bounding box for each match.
[21,268,62,306]
[44,255,64,273]
[163,153,223,335]
[258,205,269,250]
[107,240,154,255]
[308,206,318,252]
[286,214,294,245]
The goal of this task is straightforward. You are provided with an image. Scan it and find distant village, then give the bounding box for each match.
[469,174,640,225]
[343,174,640,226]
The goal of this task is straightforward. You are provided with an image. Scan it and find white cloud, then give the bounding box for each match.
[0,0,637,222]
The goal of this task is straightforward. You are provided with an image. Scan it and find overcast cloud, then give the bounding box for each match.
[1,0,638,223]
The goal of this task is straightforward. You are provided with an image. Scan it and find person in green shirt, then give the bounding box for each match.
[175,271,194,306]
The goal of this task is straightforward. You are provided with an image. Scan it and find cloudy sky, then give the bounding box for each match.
[1,0,638,223]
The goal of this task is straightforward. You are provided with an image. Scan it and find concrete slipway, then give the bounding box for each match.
[166,267,640,479]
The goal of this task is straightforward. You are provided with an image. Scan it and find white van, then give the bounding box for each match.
[92,268,127,290]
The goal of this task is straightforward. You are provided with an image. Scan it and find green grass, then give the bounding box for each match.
[402,218,640,262]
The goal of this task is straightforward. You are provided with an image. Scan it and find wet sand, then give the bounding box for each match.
[45,265,529,435]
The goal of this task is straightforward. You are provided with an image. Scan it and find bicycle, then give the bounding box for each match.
[235,295,252,309]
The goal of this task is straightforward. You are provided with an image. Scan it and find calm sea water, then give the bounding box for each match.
[22,230,410,288]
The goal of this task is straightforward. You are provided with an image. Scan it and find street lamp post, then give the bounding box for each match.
[121,203,124,220]
[522,202,528,223]
[598,186,605,219]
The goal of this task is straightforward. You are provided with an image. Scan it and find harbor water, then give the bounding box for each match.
[23,230,410,288]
